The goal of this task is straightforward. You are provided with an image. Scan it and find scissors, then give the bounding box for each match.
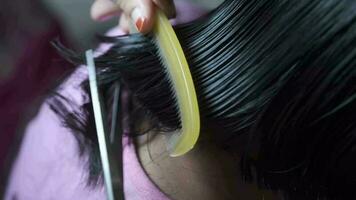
[86,50,125,200]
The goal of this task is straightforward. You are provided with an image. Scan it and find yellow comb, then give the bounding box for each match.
[153,9,200,157]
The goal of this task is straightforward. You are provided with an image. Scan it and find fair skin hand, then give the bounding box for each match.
[91,0,176,33]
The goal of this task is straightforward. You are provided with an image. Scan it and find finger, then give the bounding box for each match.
[91,0,121,22]
[117,0,154,33]
[152,0,176,18]
[118,14,130,33]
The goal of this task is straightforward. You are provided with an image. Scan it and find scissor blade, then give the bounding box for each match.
[86,50,115,200]
[110,81,125,200]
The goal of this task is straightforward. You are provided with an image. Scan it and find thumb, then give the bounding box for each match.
[118,0,155,33]
[91,0,121,21]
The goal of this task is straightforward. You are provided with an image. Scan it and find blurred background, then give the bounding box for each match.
[0,0,222,194]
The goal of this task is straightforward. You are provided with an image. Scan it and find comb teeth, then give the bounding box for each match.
[153,9,200,157]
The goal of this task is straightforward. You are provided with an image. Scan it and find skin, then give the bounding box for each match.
[135,131,278,199]
[131,115,277,199]
[91,0,176,33]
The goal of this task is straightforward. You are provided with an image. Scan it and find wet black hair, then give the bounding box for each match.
[51,0,356,199]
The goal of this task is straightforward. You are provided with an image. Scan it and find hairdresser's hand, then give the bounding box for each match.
[91,0,176,33]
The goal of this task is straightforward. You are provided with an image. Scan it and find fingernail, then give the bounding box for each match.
[131,7,146,32]
[135,17,146,32]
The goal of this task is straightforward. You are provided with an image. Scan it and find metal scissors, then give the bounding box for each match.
[86,50,125,200]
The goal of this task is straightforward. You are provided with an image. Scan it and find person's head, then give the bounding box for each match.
[52,0,356,199]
